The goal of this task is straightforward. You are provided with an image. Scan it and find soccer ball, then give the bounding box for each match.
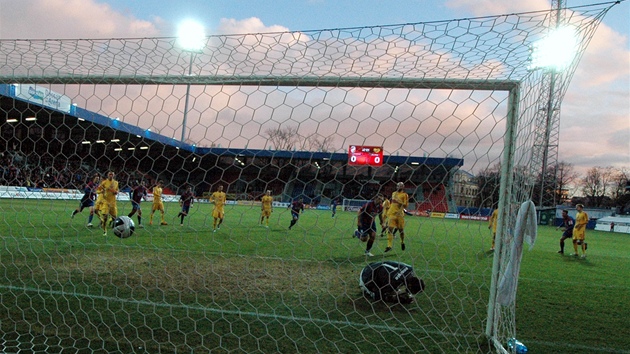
[354,229,368,242]
[112,216,135,238]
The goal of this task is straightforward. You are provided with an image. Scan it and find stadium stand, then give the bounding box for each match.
[1,83,463,207]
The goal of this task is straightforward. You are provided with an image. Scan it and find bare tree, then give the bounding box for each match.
[580,166,614,207]
[302,133,336,152]
[476,163,501,207]
[265,126,299,150]
[610,167,629,204]
[266,127,335,152]
[554,162,579,204]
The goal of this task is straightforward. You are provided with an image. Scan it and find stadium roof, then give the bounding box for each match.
[194,147,463,168]
[0,83,463,168]
[0,83,194,151]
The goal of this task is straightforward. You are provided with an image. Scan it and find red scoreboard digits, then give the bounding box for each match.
[348,145,384,166]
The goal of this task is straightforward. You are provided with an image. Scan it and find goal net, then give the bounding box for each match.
[342,198,369,212]
[0,3,613,353]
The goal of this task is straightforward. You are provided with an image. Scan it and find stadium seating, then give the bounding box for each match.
[415,183,449,213]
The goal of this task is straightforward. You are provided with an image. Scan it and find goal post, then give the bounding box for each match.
[341,198,369,212]
[0,3,615,353]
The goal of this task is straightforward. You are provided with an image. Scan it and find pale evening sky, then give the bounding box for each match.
[0,0,628,176]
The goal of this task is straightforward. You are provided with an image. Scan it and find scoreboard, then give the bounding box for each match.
[348,145,383,166]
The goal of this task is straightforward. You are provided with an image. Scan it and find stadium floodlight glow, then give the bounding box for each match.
[178,19,205,143]
[177,20,205,52]
[530,25,579,71]
[81,141,91,144]
[25,117,37,121]
[6,118,18,123]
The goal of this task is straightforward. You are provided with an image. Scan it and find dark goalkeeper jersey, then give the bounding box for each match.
[359,261,416,301]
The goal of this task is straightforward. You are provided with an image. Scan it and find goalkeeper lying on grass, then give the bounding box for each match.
[359,261,425,304]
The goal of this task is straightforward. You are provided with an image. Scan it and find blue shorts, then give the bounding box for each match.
[291,211,300,220]
[358,220,377,235]
[182,205,191,214]
[131,201,141,210]
[79,199,94,209]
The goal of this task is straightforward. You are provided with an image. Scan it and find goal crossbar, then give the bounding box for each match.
[0,75,521,91]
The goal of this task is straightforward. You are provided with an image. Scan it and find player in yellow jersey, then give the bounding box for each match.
[385,182,409,252]
[572,204,589,258]
[99,171,119,236]
[93,175,106,223]
[149,180,168,225]
[380,197,391,237]
[210,185,227,232]
[260,190,273,227]
[488,208,499,251]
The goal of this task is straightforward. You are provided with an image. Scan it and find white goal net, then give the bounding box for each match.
[0,3,614,353]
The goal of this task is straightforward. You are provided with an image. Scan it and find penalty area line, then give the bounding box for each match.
[3,285,626,353]
[1,284,473,340]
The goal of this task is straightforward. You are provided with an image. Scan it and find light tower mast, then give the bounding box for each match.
[533,0,566,208]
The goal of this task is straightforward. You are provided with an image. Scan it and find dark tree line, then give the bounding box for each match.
[475,162,629,211]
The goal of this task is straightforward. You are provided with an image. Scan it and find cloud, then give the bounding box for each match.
[216,17,289,35]
[0,0,162,39]
[445,0,550,16]
[559,20,630,174]
[2,0,627,177]
[445,0,630,175]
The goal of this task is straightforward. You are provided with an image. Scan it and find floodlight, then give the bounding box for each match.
[177,20,205,52]
[530,26,579,71]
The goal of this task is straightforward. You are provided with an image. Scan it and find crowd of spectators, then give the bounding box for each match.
[1,150,156,192]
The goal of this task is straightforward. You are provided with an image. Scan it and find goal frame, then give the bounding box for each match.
[0,72,523,349]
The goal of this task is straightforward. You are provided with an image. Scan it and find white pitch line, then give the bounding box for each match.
[1,284,628,353]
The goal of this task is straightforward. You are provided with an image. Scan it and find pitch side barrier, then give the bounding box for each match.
[0,185,492,222]
[339,204,489,221]
[0,185,180,203]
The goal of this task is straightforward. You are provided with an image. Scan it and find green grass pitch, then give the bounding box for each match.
[0,199,628,353]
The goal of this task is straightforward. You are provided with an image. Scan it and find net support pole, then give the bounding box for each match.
[485,84,520,338]
[181,52,195,143]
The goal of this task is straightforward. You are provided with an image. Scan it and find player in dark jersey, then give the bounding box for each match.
[71,174,100,227]
[356,195,384,256]
[331,198,339,218]
[288,198,305,230]
[359,261,425,304]
[127,180,148,228]
[556,209,575,254]
[177,185,194,226]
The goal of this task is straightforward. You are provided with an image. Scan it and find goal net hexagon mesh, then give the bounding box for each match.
[0,3,613,353]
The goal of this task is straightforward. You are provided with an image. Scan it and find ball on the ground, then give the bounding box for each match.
[112,216,135,238]
[354,229,368,242]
